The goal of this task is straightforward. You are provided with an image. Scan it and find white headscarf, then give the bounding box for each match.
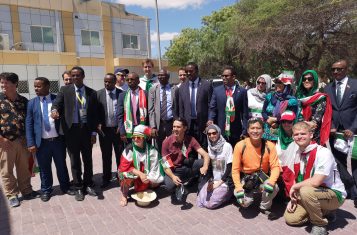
[249,74,272,102]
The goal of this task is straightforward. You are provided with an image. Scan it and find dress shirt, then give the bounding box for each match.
[335,76,348,97]
[73,84,86,124]
[160,84,173,120]
[105,89,118,127]
[40,95,58,139]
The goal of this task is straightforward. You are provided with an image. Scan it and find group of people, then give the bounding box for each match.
[0,58,356,235]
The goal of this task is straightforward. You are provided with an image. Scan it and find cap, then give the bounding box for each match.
[114,68,129,75]
[132,125,152,138]
[280,110,296,121]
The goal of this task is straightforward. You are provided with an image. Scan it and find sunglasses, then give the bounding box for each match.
[303,76,314,82]
[207,132,217,136]
[331,67,344,72]
[132,135,144,139]
[257,81,266,85]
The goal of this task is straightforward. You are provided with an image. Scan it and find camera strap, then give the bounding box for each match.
[258,140,266,172]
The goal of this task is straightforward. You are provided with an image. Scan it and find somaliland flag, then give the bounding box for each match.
[160,154,174,169]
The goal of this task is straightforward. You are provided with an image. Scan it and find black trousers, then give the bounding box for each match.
[98,126,123,182]
[65,124,93,189]
[156,119,173,152]
[189,119,207,150]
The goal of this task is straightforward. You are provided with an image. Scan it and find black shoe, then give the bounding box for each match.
[86,186,98,197]
[40,192,51,202]
[260,208,278,220]
[22,191,40,200]
[75,189,84,201]
[63,188,75,196]
[354,199,357,208]
[100,181,110,189]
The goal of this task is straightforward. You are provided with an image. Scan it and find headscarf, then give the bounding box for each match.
[206,124,226,154]
[249,74,272,102]
[296,70,319,98]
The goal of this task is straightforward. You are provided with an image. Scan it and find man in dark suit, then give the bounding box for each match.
[51,66,98,201]
[178,62,212,149]
[97,73,123,188]
[118,72,149,144]
[325,59,357,207]
[148,69,177,151]
[208,66,248,147]
[26,77,74,202]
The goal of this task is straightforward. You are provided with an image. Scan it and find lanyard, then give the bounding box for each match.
[76,91,85,108]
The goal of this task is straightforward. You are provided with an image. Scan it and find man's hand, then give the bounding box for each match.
[91,135,96,145]
[97,124,102,132]
[171,175,182,186]
[330,128,337,137]
[151,128,158,138]
[120,135,128,143]
[51,110,60,119]
[139,173,149,184]
[267,116,277,126]
[200,166,208,175]
[206,120,214,127]
[27,146,37,154]
[212,181,222,190]
[0,137,12,151]
[344,129,354,139]
[289,185,299,203]
[286,200,297,213]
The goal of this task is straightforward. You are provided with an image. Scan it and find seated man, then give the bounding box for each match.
[118,125,163,206]
[161,117,210,204]
[232,118,280,220]
[284,122,346,235]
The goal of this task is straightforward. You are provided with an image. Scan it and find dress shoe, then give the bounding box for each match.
[86,186,98,197]
[354,199,357,208]
[75,189,84,201]
[100,181,110,189]
[63,188,75,196]
[40,193,51,202]
[22,191,41,200]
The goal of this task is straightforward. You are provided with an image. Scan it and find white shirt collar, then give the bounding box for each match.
[336,76,348,85]
[40,94,51,101]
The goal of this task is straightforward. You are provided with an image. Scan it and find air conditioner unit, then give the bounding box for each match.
[0,34,10,50]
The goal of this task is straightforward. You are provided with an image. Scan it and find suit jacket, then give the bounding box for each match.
[208,84,249,138]
[96,88,122,127]
[118,88,148,136]
[26,94,60,148]
[148,83,177,129]
[325,77,357,133]
[51,84,98,134]
[178,78,212,132]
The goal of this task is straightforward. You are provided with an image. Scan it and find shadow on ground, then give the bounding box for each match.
[0,187,11,235]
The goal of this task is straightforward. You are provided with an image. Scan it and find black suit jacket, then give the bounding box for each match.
[325,77,357,133]
[52,84,98,134]
[96,88,122,127]
[178,78,213,132]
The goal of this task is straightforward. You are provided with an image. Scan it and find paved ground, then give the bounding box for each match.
[1,144,357,235]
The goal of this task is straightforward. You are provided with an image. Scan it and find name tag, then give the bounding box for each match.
[79,108,87,122]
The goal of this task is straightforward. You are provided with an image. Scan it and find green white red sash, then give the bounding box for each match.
[225,89,235,137]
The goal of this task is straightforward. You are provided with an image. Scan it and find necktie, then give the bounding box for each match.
[108,92,114,125]
[131,90,138,125]
[161,86,167,120]
[76,88,83,123]
[191,82,197,118]
[336,81,342,105]
[42,97,51,131]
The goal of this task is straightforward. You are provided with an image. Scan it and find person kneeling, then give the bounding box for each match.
[118,125,163,206]
[232,118,280,220]
[284,122,346,235]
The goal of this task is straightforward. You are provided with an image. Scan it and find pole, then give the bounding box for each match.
[154,0,162,70]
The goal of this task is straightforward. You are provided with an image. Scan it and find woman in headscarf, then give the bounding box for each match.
[247,74,273,119]
[196,124,233,209]
[262,72,299,142]
[118,125,163,206]
[295,70,332,145]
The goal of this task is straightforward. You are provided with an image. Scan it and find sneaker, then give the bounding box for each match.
[310,225,327,235]
[325,211,336,223]
[9,196,20,207]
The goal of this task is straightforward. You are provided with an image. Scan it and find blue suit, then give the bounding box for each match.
[208,84,249,147]
[26,94,70,194]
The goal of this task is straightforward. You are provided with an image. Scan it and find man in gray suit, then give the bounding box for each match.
[97,73,123,188]
[178,62,212,149]
[325,59,357,207]
[148,69,177,151]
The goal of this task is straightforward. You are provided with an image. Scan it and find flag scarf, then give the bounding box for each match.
[123,88,147,137]
[159,154,174,169]
[299,93,332,145]
[225,89,235,137]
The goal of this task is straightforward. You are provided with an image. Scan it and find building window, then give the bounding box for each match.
[81,30,100,46]
[30,26,54,43]
[18,81,29,93]
[122,34,138,49]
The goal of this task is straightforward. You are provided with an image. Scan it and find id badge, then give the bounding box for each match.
[79,109,87,120]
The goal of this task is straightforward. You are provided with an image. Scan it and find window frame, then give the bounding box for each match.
[81,30,101,46]
[30,25,54,44]
[122,34,139,50]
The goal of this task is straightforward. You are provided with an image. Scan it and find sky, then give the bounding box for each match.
[107,0,237,58]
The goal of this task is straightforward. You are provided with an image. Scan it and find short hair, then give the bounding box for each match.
[142,59,154,67]
[71,66,85,76]
[173,117,188,127]
[178,67,186,72]
[186,62,199,71]
[248,118,264,129]
[223,65,236,76]
[333,59,348,68]
[62,70,71,79]
[0,72,19,84]
[105,73,116,82]
[292,122,312,133]
[35,77,50,86]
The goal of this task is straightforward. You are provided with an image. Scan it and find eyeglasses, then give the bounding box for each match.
[281,120,293,124]
[207,132,217,136]
[302,76,314,82]
[132,135,144,140]
[257,81,266,85]
[116,74,125,77]
[331,67,345,72]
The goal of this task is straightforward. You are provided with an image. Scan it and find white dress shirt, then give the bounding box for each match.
[40,95,59,139]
